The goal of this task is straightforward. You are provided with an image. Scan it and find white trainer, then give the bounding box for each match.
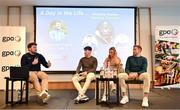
[42,94,51,103]
[110,84,116,93]
[80,95,89,100]
[74,94,89,101]
[142,97,149,107]
[39,90,48,100]
[120,96,129,104]
[74,95,82,101]
[101,95,107,102]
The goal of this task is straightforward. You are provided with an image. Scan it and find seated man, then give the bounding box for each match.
[72,46,97,104]
[118,45,150,107]
[21,42,51,103]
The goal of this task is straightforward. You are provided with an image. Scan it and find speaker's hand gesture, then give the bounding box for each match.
[32,57,39,65]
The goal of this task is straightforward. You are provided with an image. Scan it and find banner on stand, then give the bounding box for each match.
[154,25,180,87]
[0,26,26,90]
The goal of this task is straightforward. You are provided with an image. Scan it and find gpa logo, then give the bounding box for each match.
[2,50,21,57]
[1,66,10,72]
[2,35,21,42]
[159,29,179,36]
[1,65,20,72]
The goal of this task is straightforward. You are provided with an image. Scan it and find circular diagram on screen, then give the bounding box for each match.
[82,34,98,52]
[48,20,68,41]
[95,21,114,44]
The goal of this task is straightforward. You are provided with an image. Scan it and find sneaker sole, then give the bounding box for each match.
[120,100,129,104]
[101,97,108,102]
[142,104,149,108]
[101,100,107,102]
[142,105,149,108]
[43,95,51,103]
[74,100,79,104]
[40,93,48,100]
[78,99,89,103]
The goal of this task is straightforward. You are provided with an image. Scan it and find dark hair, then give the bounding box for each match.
[84,46,92,51]
[133,45,142,51]
[27,42,37,48]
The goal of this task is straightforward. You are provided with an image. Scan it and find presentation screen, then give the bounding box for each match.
[35,6,136,72]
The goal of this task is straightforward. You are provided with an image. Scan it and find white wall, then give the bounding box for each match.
[0,6,180,83]
[151,7,180,31]
[0,6,7,26]
[21,6,34,44]
[137,8,152,80]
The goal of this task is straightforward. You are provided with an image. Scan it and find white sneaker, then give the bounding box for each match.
[74,94,89,101]
[111,84,116,93]
[101,95,107,102]
[80,95,89,101]
[39,90,48,100]
[42,94,51,103]
[74,94,89,104]
[142,97,149,107]
[74,95,81,101]
[120,96,129,104]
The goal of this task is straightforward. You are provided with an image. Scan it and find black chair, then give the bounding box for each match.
[125,79,143,100]
[5,67,29,106]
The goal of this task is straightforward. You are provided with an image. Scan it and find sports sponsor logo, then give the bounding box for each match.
[159,29,179,36]
[1,50,21,57]
[1,35,21,42]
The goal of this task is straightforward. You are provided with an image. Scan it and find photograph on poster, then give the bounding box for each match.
[155,40,180,86]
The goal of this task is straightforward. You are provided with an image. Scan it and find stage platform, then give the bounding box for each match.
[0,89,180,109]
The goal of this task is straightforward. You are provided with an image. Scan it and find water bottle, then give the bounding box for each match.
[113,68,118,78]
[100,67,104,78]
[17,89,21,101]
[104,68,108,78]
[109,68,113,78]
[106,62,111,78]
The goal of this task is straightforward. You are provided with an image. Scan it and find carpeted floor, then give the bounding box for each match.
[0,89,180,109]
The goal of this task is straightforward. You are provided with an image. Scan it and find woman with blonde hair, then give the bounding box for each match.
[101,47,124,101]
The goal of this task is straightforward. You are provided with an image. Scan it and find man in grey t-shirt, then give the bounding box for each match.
[72,46,97,104]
